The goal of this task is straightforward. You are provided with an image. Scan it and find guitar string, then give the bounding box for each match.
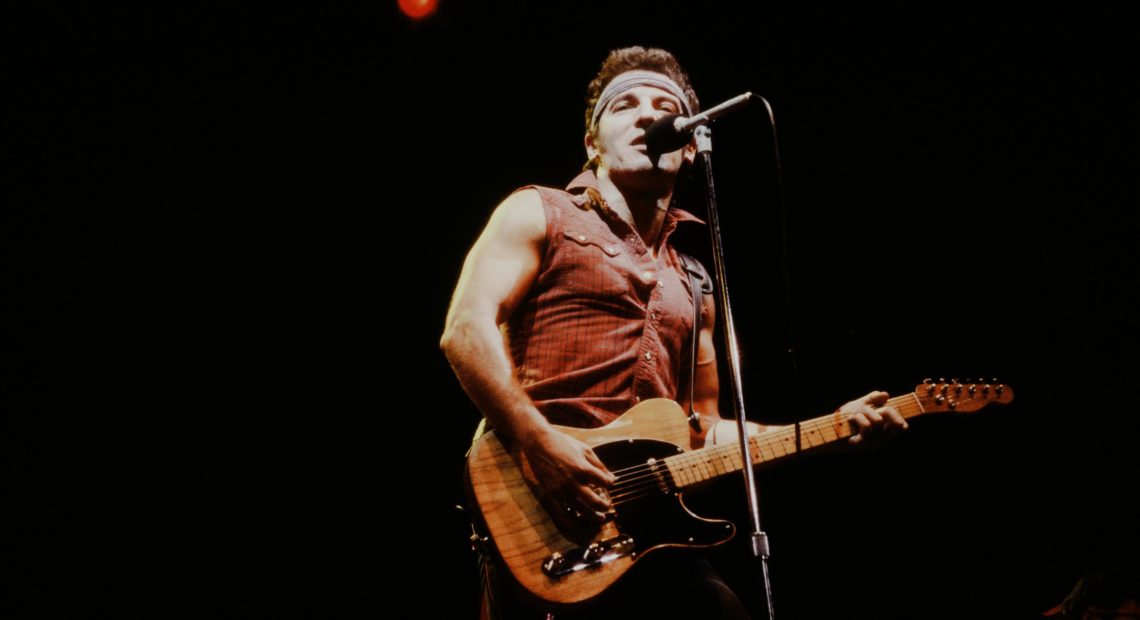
[588,396,989,508]
[608,445,776,503]
[606,412,861,486]
[608,425,878,505]
[604,411,853,483]
[572,395,992,507]
[606,429,833,503]
[603,398,930,503]
[603,394,927,482]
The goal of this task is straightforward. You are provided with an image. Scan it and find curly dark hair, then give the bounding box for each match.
[583,47,700,171]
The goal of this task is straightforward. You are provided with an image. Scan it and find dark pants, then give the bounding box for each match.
[483,552,752,620]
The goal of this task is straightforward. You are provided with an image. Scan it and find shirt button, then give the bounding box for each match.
[650,312,658,320]
[633,396,641,403]
[577,235,587,242]
[644,352,653,361]
[657,281,665,288]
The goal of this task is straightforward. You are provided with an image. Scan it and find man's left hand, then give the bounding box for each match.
[838,390,908,446]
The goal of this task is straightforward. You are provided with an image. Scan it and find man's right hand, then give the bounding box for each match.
[522,429,616,523]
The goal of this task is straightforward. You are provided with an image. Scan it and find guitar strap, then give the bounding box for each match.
[678,252,713,434]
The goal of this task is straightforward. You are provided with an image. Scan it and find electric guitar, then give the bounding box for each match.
[464,379,1013,608]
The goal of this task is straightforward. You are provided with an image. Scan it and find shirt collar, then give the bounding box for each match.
[565,170,705,227]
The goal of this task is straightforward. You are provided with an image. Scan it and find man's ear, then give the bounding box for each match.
[584,132,598,163]
[682,140,697,166]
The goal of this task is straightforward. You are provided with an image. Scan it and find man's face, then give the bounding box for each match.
[585,80,695,180]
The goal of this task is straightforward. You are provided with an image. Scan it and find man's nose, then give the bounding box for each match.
[635,102,661,125]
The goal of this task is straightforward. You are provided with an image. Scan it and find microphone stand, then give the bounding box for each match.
[693,123,776,620]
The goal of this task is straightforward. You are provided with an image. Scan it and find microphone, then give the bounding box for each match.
[644,92,755,154]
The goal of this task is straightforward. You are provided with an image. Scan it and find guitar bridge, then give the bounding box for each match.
[541,535,635,578]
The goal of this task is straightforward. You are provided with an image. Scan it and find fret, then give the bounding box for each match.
[664,382,1011,489]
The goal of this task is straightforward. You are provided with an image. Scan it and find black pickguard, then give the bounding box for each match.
[592,438,735,554]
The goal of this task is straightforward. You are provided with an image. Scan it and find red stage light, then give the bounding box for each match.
[398,0,438,19]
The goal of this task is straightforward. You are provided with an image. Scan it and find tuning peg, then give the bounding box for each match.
[941,384,949,395]
[948,400,957,410]
[936,395,946,406]
[951,378,959,384]
[927,384,935,395]
[939,377,946,384]
[982,384,991,394]
[955,384,964,394]
[923,378,933,384]
[968,385,977,395]
[996,384,1006,394]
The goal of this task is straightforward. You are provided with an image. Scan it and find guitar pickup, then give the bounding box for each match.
[541,535,635,578]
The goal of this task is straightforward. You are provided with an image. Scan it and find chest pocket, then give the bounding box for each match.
[552,229,633,302]
[563,230,622,257]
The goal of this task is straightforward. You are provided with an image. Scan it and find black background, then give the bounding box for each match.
[6,3,1137,618]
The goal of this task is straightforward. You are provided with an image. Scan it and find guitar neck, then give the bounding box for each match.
[664,394,925,489]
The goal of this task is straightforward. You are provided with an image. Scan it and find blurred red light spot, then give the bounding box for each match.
[399,0,438,19]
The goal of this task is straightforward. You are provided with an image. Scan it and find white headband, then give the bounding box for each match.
[591,70,693,128]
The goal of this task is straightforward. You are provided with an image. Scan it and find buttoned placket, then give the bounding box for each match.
[615,216,678,408]
[572,179,698,411]
[557,172,706,421]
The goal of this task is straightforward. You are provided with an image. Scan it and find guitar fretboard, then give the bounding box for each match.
[664,394,925,488]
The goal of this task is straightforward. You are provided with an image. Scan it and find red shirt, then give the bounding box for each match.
[506,171,705,428]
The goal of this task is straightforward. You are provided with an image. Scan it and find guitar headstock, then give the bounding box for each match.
[914,378,1014,414]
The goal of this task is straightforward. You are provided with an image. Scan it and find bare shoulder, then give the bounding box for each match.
[452,188,547,323]
[486,188,546,246]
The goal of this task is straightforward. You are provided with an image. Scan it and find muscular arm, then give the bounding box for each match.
[440,189,614,519]
[440,189,549,444]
